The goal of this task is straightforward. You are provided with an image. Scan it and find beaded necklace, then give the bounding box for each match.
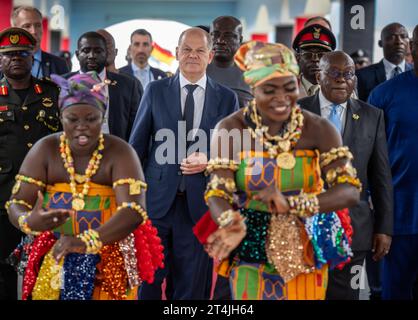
[59,133,104,211]
[244,100,304,169]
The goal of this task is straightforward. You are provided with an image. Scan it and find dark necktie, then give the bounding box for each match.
[184,84,198,144]
[392,66,401,79]
[178,84,198,192]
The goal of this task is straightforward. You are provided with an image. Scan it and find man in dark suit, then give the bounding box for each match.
[356,22,413,102]
[298,51,393,300]
[64,31,141,142]
[10,6,69,78]
[129,27,239,299]
[119,29,167,90]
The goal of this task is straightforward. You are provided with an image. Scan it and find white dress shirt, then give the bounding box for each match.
[131,63,154,90]
[383,58,406,80]
[179,72,207,137]
[319,89,348,134]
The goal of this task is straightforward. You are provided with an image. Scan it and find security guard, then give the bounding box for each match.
[0,27,60,300]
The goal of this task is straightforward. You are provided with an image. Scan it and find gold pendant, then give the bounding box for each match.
[74,174,86,184]
[129,181,141,195]
[276,152,296,170]
[12,181,21,195]
[72,198,85,211]
[278,140,291,152]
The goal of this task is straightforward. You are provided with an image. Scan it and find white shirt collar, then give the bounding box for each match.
[132,63,150,73]
[383,58,406,74]
[179,72,207,90]
[80,68,107,81]
[318,89,347,110]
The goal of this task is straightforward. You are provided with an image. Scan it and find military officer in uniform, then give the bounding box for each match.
[0,27,61,300]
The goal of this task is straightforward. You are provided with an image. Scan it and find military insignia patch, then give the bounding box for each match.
[313,27,321,39]
[0,86,8,96]
[9,34,19,44]
[34,84,43,94]
[42,97,53,108]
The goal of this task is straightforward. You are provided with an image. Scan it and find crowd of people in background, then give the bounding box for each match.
[0,5,417,301]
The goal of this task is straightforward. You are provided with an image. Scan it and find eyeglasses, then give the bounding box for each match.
[1,51,32,58]
[325,69,355,80]
[300,51,326,60]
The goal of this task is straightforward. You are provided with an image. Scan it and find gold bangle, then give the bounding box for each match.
[5,198,33,213]
[77,229,103,254]
[204,189,234,205]
[320,147,354,168]
[18,211,41,236]
[116,201,148,225]
[332,175,362,192]
[12,175,46,195]
[207,175,237,193]
[113,178,147,195]
[325,162,358,185]
[205,158,238,175]
[287,191,320,218]
[217,209,236,227]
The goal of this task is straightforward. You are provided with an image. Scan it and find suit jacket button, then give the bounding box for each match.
[22,106,28,110]
[24,125,30,130]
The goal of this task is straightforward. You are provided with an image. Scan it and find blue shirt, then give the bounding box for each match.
[131,63,153,90]
[368,70,418,235]
[32,49,43,78]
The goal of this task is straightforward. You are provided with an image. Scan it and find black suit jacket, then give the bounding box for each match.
[63,70,142,141]
[41,51,70,77]
[356,60,414,102]
[298,93,394,251]
[119,64,167,81]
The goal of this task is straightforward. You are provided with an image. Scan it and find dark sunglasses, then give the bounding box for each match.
[1,51,32,58]
[325,69,355,80]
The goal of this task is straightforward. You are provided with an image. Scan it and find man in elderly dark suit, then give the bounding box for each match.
[64,31,141,141]
[356,22,413,102]
[129,27,238,299]
[299,51,393,300]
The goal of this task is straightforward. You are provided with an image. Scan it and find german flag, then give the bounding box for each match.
[151,42,175,65]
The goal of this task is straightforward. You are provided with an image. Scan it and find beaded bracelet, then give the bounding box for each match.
[113,178,147,195]
[320,147,354,168]
[5,198,33,213]
[217,209,236,227]
[204,189,234,205]
[332,175,363,192]
[18,212,41,236]
[77,229,103,254]
[205,158,238,175]
[207,175,237,193]
[116,201,148,225]
[287,192,320,218]
[12,175,46,195]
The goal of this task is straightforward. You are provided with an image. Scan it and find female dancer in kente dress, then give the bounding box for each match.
[6,72,163,300]
[193,41,361,300]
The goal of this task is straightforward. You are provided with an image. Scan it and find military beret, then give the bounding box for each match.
[292,24,336,52]
[0,27,36,53]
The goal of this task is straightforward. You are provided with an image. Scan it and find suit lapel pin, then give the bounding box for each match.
[352,114,360,120]
[42,97,53,107]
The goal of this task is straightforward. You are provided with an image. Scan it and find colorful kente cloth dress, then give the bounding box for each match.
[12,182,162,300]
[216,150,352,300]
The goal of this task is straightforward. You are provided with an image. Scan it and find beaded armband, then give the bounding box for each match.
[18,212,41,236]
[113,178,148,195]
[204,189,234,205]
[5,198,33,213]
[287,192,320,218]
[320,147,354,168]
[12,175,46,195]
[77,229,103,254]
[207,175,237,193]
[205,158,238,175]
[217,209,236,227]
[116,202,148,225]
